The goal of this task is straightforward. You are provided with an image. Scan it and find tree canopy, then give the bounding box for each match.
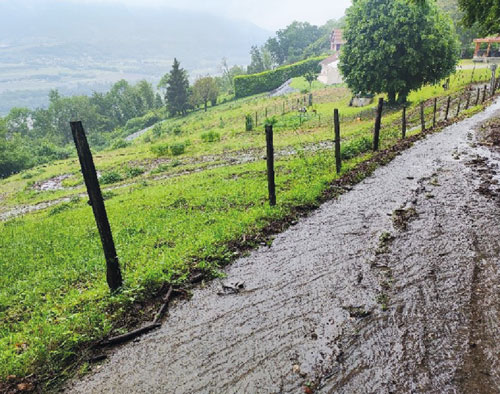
[339,0,459,104]
[164,58,190,117]
[192,76,219,112]
[458,0,500,36]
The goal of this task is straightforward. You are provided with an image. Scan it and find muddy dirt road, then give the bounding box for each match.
[67,100,500,394]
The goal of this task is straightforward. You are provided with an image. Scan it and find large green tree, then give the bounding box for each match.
[264,21,323,65]
[192,76,219,111]
[458,0,500,36]
[340,0,459,104]
[164,58,190,116]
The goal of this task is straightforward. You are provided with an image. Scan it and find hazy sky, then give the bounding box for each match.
[70,0,352,31]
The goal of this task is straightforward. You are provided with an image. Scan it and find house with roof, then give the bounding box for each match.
[318,29,345,85]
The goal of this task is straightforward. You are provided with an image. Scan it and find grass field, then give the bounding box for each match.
[0,63,497,383]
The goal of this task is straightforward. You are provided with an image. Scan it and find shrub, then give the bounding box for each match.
[234,56,326,98]
[124,166,145,178]
[340,136,373,160]
[124,112,161,135]
[111,138,130,150]
[152,124,163,139]
[100,171,123,185]
[150,143,170,156]
[201,131,221,143]
[245,114,254,131]
[171,126,183,135]
[170,143,186,156]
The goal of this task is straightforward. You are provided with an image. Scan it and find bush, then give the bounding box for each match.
[124,166,145,178]
[234,56,326,98]
[151,143,170,156]
[245,114,254,131]
[111,138,130,150]
[170,143,186,156]
[340,136,373,160]
[124,112,161,135]
[170,125,183,136]
[201,131,221,143]
[100,171,123,184]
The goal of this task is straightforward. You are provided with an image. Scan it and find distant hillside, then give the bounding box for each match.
[0,0,270,113]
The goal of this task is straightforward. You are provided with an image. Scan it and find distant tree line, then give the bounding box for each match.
[246,19,345,74]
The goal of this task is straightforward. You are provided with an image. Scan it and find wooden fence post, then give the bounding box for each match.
[373,98,384,151]
[476,88,481,106]
[70,121,123,292]
[482,85,487,103]
[456,97,461,117]
[445,96,451,121]
[433,98,437,128]
[334,109,342,174]
[465,92,471,110]
[420,101,425,132]
[402,106,407,139]
[265,125,276,206]
[255,111,258,126]
[490,65,497,96]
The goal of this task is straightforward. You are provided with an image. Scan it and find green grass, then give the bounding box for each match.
[0,60,497,382]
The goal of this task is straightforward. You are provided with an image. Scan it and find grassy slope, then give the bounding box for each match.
[0,63,496,380]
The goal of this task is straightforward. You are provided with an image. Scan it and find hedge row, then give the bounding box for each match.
[234,56,327,98]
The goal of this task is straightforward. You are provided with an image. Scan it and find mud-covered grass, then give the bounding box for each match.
[0,63,497,387]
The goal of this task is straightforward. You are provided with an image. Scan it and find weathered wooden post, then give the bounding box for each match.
[482,85,487,103]
[490,64,497,96]
[373,98,383,151]
[465,92,471,110]
[420,101,425,132]
[433,98,437,128]
[70,121,123,292]
[476,88,481,106]
[265,125,276,206]
[456,96,461,117]
[255,111,258,126]
[334,109,342,174]
[402,106,407,139]
[445,96,451,121]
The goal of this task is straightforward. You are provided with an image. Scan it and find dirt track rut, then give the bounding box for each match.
[67,99,500,394]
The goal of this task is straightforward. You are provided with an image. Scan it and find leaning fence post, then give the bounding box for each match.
[482,85,487,103]
[402,106,407,139]
[476,88,481,106]
[433,98,437,128]
[445,96,451,121]
[465,92,471,110]
[70,121,123,292]
[265,125,276,206]
[456,96,461,117]
[420,101,425,132]
[334,109,342,174]
[373,98,383,151]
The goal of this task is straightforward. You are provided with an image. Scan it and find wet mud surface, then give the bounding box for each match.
[66,100,500,394]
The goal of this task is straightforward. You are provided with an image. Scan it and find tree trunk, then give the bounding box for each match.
[397,91,408,104]
[388,91,396,105]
